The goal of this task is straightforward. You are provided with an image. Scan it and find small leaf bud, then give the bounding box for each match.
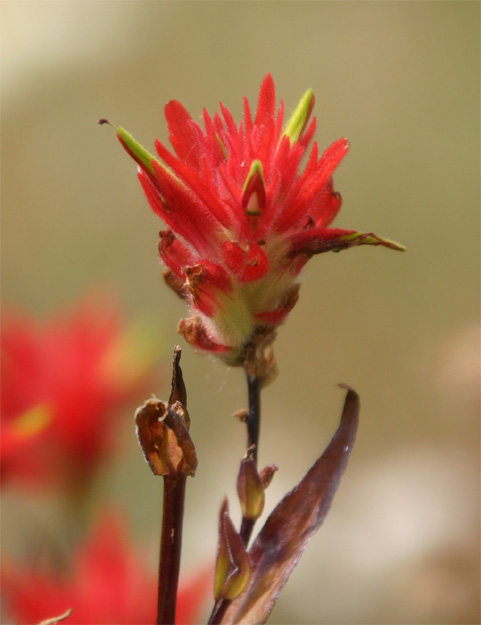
[214,499,250,601]
[237,456,265,521]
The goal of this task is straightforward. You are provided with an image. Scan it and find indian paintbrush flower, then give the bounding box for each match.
[102,73,404,366]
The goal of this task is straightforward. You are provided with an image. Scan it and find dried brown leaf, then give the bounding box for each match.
[134,398,197,477]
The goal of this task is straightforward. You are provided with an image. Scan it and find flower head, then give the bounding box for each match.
[0,296,157,488]
[1,513,210,625]
[108,74,404,365]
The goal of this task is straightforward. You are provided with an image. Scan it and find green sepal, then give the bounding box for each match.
[282,88,314,143]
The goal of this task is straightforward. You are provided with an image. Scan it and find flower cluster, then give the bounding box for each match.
[110,73,404,365]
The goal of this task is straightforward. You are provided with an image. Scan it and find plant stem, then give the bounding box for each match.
[238,372,262,547]
[245,373,261,466]
[208,599,231,625]
[238,517,255,547]
[156,475,187,625]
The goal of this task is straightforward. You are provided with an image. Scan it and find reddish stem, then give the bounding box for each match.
[208,599,232,625]
[245,373,261,466]
[156,475,187,625]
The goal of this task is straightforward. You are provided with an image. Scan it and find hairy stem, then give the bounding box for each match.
[156,475,187,625]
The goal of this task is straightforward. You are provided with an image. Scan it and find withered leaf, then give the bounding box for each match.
[168,345,187,408]
[220,385,360,624]
[135,398,197,477]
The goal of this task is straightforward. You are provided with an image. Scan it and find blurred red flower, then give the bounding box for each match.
[1,513,210,624]
[0,296,157,488]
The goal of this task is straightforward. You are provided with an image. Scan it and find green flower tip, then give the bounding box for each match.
[243,159,264,190]
[98,118,157,175]
[242,159,266,216]
[282,87,314,143]
[340,231,407,252]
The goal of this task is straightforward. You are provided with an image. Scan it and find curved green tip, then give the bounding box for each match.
[116,126,158,174]
[282,87,314,143]
[243,159,264,190]
[340,231,407,252]
[98,118,158,175]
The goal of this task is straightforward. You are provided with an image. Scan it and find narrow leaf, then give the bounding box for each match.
[214,499,251,601]
[220,386,360,624]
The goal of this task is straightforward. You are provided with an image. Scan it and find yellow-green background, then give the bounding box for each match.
[2,2,479,623]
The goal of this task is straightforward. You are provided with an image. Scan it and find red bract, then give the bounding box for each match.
[0,297,155,488]
[112,74,404,364]
[0,514,210,625]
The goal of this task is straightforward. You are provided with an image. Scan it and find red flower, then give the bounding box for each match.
[0,296,156,488]
[108,74,404,365]
[1,514,210,624]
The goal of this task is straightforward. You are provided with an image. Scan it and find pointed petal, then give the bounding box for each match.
[203,108,227,166]
[164,100,203,168]
[334,231,407,251]
[243,97,253,134]
[282,88,314,144]
[154,139,231,228]
[255,74,275,126]
[274,139,348,234]
[313,186,343,228]
[298,116,316,150]
[288,227,407,257]
[115,126,160,175]
[151,160,222,252]
[137,168,215,255]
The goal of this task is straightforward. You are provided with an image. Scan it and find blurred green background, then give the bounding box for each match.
[1,2,479,623]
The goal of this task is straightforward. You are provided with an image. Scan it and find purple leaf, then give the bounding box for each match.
[220,385,360,624]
